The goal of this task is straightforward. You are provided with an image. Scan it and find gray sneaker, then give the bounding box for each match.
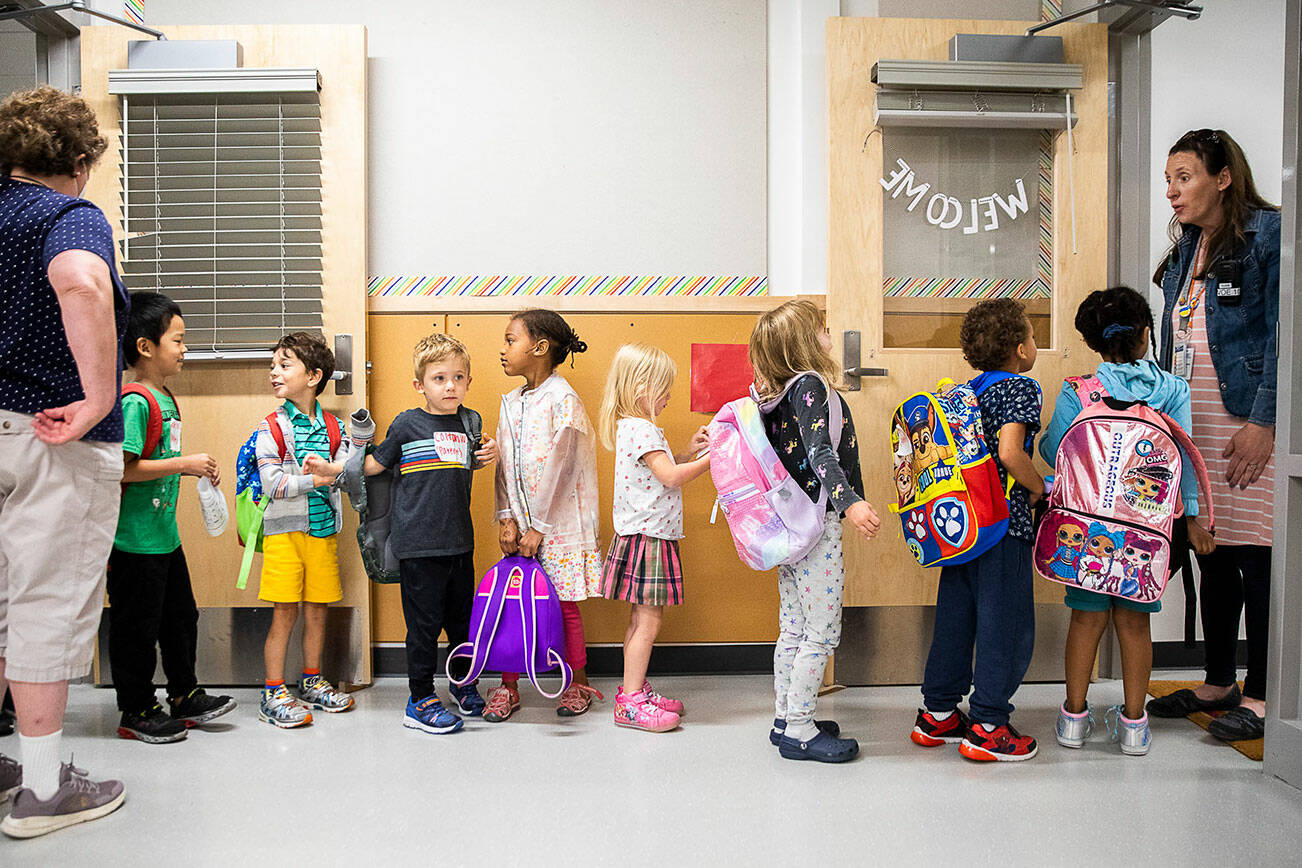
[1055,702,1095,748]
[0,753,20,800]
[0,773,125,839]
[298,675,354,713]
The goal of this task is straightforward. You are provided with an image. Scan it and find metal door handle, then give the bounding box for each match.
[842,330,888,391]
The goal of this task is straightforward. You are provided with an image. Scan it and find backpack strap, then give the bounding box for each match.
[265,412,289,462]
[1065,374,1111,408]
[324,411,342,457]
[1156,409,1216,536]
[446,562,512,688]
[775,372,844,510]
[121,383,165,458]
[521,561,572,699]
[968,370,1015,396]
[459,406,483,470]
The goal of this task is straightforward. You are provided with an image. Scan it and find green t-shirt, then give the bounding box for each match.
[113,387,183,554]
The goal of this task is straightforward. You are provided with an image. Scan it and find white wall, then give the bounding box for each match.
[1147,0,1286,643]
[133,1,766,277]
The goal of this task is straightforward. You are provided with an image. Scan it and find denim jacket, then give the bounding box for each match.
[1157,207,1280,426]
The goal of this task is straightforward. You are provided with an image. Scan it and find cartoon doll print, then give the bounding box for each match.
[1049,520,1087,580]
[1117,533,1161,599]
[1078,523,1125,591]
[1122,464,1174,516]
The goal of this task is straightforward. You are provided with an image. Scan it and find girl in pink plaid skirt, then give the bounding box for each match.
[597,344,711,732]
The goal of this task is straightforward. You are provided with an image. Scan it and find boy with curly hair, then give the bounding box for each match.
[910,298,1046,762]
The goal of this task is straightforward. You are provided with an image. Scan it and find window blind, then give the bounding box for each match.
[117,89,323,357]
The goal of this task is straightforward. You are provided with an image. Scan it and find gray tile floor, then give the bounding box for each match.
[2,671,1301,865]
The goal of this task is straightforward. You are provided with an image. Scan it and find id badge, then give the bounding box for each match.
[168,419,182,453]
[1172,331,1195,380]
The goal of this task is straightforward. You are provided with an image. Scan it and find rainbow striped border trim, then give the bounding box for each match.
[124,0,145,25]
[367,275,768,298]
[885,130,1053,301]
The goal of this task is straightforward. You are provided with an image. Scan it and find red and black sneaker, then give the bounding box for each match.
[958,721,1038,762]
[910,708,969,747]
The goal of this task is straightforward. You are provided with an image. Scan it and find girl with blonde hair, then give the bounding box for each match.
[749,300,879,762]
[597,343,710,732]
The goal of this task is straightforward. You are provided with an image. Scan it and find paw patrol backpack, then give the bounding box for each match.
[889,372,1018,567]
[1033,375,1215,603]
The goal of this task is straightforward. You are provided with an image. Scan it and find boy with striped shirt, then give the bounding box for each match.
[255,332,355,727]
[360,334,497,734]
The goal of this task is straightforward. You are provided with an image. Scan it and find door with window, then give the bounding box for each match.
[826,17,1108,682]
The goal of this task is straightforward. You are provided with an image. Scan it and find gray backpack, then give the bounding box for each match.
[339,407,482,583]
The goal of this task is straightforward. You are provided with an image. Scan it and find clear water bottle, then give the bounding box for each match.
[196,477,229,537]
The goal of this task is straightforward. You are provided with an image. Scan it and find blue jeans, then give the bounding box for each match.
[921,534,1035,727]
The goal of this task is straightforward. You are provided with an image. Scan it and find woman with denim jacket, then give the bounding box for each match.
[1146,129,1279,742]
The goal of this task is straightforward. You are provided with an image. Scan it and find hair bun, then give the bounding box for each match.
[569,337,588,355]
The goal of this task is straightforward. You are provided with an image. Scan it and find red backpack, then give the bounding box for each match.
[121,382,178,461]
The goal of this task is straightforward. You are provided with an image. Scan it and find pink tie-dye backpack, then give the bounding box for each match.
[1033,375,1215,603]
[708,372,842,570]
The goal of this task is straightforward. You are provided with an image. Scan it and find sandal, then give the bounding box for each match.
[1146,684,1241,718]
[1207,705,1265,742]
[556,684,604,717]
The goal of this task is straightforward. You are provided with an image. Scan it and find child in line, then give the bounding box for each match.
[1039,287,1207,756]
[109,292,236,743]
[597,343,711,732]
[255,332,355,728]
[750,300,878,763]
[489,309,604,721]
[354,334,497,734]
[912,298,1044,762]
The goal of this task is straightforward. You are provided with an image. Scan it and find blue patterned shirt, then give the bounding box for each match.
[283,400,336,538]
[978,375,1043,542]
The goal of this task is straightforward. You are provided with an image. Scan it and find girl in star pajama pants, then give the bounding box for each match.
[773,518,845,727]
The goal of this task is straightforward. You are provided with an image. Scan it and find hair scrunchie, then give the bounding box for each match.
[1102,323,1134,340]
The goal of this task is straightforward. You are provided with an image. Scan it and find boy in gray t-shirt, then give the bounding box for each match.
[364,335,497,734]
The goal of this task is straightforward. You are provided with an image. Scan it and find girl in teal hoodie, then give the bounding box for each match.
[1040,287,1210,756]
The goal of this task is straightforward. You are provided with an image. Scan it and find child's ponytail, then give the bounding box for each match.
[513,308,587,369]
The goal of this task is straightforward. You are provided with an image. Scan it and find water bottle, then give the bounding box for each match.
[196,477,229,537]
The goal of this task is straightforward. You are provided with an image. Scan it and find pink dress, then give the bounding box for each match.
[1180,251,1275,547]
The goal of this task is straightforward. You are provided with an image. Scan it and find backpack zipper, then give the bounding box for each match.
[1048,504,1172,545]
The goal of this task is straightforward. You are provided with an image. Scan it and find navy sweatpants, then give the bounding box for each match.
[921,534,1035,727]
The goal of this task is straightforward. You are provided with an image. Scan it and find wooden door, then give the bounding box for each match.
[81,24,371,684]
[827,19,1107,656]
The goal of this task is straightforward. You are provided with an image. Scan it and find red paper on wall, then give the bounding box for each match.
[690,343,754,413]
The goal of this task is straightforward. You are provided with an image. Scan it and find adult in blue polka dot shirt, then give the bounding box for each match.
[0,86,129,837]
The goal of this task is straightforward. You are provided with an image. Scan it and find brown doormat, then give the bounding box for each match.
[1147,680,1262,761]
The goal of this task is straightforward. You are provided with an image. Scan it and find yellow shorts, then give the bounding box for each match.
[258,532,342,604]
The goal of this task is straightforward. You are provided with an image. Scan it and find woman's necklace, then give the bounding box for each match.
[6,174,52,190]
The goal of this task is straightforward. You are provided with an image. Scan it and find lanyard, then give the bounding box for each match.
[1177,239,1210,328]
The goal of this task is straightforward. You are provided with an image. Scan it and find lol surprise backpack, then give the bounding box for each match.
[889,372,1021,567]
[1033,375,1215,603]
[707,372,842,571]
[446,556,572,698]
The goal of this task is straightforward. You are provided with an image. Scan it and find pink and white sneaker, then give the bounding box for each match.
[614,689,680,733]
[641,681,685,716]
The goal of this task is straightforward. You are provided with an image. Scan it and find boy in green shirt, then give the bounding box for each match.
[108,292,235,743]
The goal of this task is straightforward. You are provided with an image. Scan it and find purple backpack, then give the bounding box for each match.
[446,556,573,698]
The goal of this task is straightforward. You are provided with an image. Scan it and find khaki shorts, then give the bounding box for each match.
[0,409,123,682]
[259,531,342,604]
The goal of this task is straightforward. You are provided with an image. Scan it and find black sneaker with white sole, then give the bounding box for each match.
[117,704,187,744]
[168,688,237,727]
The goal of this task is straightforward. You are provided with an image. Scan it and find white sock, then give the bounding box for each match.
[785,721,818,742]
[20,730,62,800]
[930,709,955,721]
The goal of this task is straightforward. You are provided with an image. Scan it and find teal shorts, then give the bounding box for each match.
[1064,585,1161,614]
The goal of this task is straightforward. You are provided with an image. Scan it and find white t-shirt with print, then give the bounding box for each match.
[613,417,683,540]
